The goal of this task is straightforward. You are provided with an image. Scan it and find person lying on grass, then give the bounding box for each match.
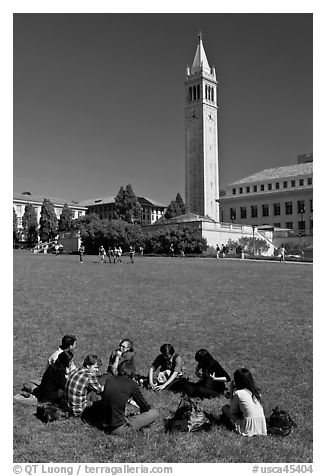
[101,363,159,436]
[221,367,267,437]
[148,343,184,392]
[64,354,104,417]
[33,350,74,404]
[48,334,77,374]
[107,338,136,376]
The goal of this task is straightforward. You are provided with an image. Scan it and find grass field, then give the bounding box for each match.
[13,251,313,463]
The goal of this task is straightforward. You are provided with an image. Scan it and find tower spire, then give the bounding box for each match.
[191,32,210,74]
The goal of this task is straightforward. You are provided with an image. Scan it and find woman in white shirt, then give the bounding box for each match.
[222,367,267,437]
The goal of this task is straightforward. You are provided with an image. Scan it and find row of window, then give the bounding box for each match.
[188,84,215,103]
[232,177,312,195]
[15,204,83,220]
[272,221,313,231]
[229,199,312,220]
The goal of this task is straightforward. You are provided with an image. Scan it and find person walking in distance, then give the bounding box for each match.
[79,245,85,263]
[279,244,286,263]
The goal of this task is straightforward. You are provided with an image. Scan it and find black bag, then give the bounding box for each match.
[266,407,296,436]
[165,394,212,433]
[36,402,70,424]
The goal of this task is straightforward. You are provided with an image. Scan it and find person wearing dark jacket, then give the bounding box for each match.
[101,365,159,436]
[182,348,231,399]
[34,350,74,404]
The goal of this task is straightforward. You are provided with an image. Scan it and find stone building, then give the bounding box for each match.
[78,196,166,226]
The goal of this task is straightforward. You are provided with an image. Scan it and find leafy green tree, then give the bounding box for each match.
[22,203,38,243]
[144,226,207,255]
[175,193,186,214]
[58,203,73,231]
[164,193,186,219]
[39,199,58,242]
[13,208,18,243]
[77,215,144,254]
[114,184,141,223]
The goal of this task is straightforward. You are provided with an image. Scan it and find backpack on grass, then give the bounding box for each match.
[266,407,296,436]
[36,402,70,424]
[165,394,212,433]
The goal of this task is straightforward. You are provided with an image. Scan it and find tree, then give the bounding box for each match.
[13,208,18,243]
[22,203,38,243]
[164,193,186,219]
[39,199,58,242]
[114,184,141,223]
[175,193,186,214]
[58,203,73,232]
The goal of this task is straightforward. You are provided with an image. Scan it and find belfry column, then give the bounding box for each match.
[185,33,219,221]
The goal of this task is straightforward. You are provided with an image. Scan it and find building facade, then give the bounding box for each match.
[13,192,87,236]
[218,162,313,237]
[185,33,219,221]
[79,196,166,226]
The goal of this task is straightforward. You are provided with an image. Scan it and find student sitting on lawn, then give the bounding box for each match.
[148,343,184,392]
[64,354,104,417]
[181,348,231,399]
[221,368,267,437]
[101,363,159,436]
[33,350,74,404]
[107,338,136,376]
[48,335,77,374]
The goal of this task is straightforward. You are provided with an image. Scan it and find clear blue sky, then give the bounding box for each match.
[13,13,312,205]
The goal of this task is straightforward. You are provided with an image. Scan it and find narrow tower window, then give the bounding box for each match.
[211,87,214,103]
[205,84,208,99]
[197,84,200,99]
[193,86,196,100]
[189,87,192,102]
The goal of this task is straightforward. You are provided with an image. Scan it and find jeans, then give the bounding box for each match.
[109,408,159,436]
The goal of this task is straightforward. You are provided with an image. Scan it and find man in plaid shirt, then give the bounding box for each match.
[64,354,104,417]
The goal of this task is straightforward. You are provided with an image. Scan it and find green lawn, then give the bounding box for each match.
[13,251,313,463]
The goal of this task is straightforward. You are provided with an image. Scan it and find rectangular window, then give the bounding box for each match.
[17,217,22,226]
[285,202,293,215]
[274,223,281,228]
[283,181,288,188]
[291,180,296,187]
[285,222,293,229]
[232,188,236,195]
[78,211,83,218]
[307,177,312,185]
[262,204,269,217]
[310,199,313,212]
[297,200,305,214]
[239,187,243,194]
[253,185,257,192]
[246,186,250,193]
[240,207,247,219]
[273,203,281,216]
[16,205,21,214]
[230,208,236,220]
[298,221,306,231]
[260,184,265,191]
[299,179,304,186]
[309,219,313,232]
[275,182,280,190]
[251,206,258,218]
[268,183,272,191]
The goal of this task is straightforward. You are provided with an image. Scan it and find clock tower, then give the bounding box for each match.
[185,33,219,221]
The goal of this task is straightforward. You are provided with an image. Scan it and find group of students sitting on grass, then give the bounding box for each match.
[24,334,267,437]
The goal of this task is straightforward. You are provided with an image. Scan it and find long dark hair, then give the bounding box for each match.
[195,349,215,369]
[233,368,261,402]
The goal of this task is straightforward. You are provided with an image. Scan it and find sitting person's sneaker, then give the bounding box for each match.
[224,390,231,400]
[20,390,34,398]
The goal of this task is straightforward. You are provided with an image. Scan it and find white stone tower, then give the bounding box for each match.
[185,33,219,221]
